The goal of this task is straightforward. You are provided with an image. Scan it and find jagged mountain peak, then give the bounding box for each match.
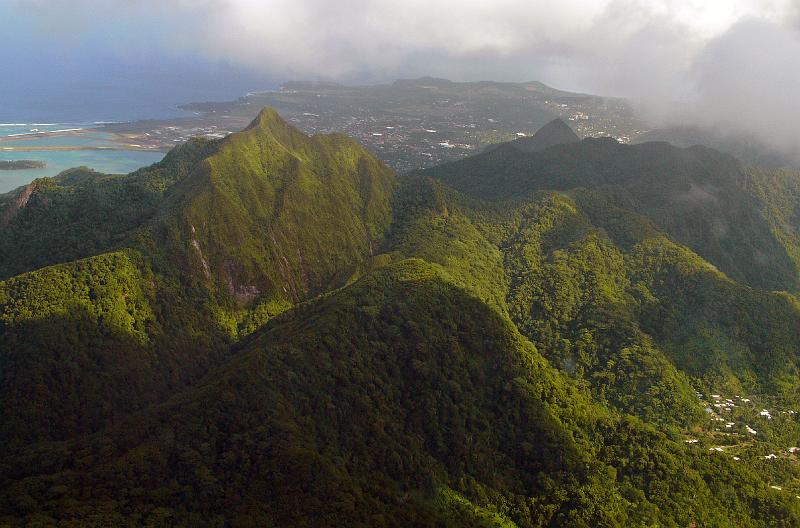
[238,106,310,148]
[244,106,287,130]
[159,108,396,310]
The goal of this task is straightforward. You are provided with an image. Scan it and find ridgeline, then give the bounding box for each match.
[2,110,800,526]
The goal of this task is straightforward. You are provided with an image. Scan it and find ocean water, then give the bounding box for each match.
[0,62,278,193]
[0,123,165,193]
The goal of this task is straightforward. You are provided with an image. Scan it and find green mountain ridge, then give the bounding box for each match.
[0,109,395,451]
[422,137,800,292]
[2,109,800,526]
[156,107,394,309]
[0,137,218,280]
[635,126,800,170]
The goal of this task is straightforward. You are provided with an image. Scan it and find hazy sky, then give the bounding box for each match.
[3,0,800,150]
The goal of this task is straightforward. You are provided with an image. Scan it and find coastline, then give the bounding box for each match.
[0,127,171,153]
[0,123,169,193]
[0,159,46,170]
[1,144,171,153]
[0,109,223,193]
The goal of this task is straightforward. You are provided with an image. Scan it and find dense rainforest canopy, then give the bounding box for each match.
[1,110,800,527]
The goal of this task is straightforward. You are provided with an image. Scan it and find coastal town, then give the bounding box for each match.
[97,78,648,173]
[0,79,649,178]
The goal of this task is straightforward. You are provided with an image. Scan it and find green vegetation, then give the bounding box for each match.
[0,137,217,279]
[2,109,800,526]
[423,138,799,292]
[4,259,798,526]
[0,109,394,452]
[152,108,395,330]
[0,250,160,447]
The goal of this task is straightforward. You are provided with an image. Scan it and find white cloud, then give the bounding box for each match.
[686,17,800,152]
[11,1,798,79]
[10,0,800,154]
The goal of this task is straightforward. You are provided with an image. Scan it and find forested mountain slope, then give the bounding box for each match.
[422,136,800,292]
[0,138,217,280]
[0,109,394,450]
[151,108,394,317]
[2,111,800,527]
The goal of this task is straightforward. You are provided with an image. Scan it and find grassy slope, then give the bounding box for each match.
[147,108,395,336]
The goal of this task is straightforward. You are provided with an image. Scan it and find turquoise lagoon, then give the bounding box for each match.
[0,123,165,193]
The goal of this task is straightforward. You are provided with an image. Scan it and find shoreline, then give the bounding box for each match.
[0,110,217,194]
[2,119,231,153]
[0,127,172,153]
[0,145,171,153]
[0,159,46,170]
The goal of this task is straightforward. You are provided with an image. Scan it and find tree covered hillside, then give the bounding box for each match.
[2,112,800,526]
[423,135,800,292]
[0,109,395,450]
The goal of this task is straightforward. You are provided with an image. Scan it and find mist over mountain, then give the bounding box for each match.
[636,18,800,165]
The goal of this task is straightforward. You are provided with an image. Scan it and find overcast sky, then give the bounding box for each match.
[3,0,800,149]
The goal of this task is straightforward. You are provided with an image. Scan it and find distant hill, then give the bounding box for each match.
[3,109,800,526]
[511,118,580,152]
[483,118,580,154]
